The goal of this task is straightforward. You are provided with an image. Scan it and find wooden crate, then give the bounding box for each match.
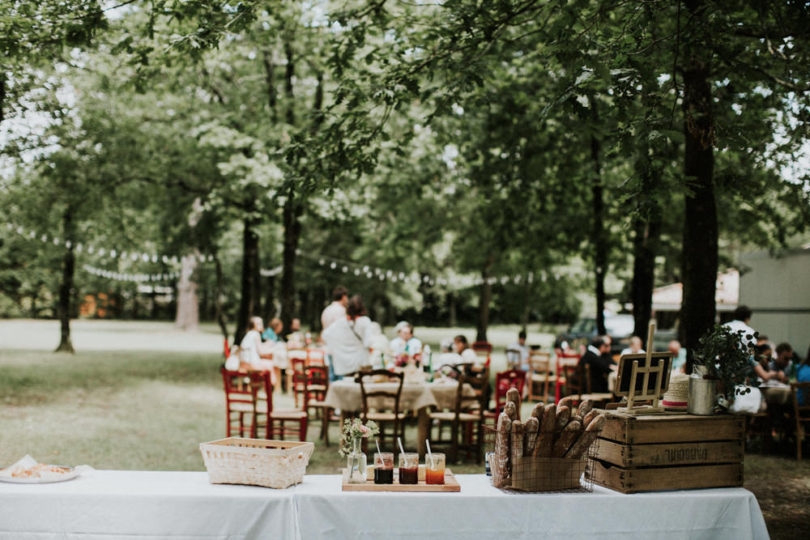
[588,411,745,493]
[590,460,743,493]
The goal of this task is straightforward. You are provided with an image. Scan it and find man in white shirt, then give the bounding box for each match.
[723,305,757,349]
[506,330,531,371]
[321,286,348,330]
[620,336,645,357]
[322,295,374,379]
[390,321,422,356]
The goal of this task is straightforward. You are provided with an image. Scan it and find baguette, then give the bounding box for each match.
[506,388,521,421]
[535,404,556,457]
[511,421,524,475]
[552,419,582,457]
[493,412,512,487]
[577,399,594,418]
[558,396,576,410]
[530,402,545,420]
[524,416,540,457]
[565,414,606,458]
[504,401,518,421]
[554,405,571,432]
[582,409,599,428]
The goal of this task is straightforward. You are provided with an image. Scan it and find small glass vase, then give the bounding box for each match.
[345,438,367,484]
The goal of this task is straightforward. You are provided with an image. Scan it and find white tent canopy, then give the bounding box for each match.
[652,269,739,312]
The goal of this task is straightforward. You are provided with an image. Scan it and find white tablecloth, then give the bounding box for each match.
[324,380,470,412]
[0,471,769,540]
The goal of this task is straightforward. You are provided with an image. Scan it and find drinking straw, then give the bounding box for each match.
[397,437,405,456]
[376,438,382,456]
[426,439,435,469]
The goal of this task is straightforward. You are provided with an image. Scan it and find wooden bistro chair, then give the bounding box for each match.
[472,341,493,370]
[356,369,405,456]
[790,382,810,460]
[221,366,258,438]
[556,351,581,402]
[306,347,327,366]
[576,363,615,408]
[528,351,556,403]
[429,368,489,463]
[304,364,339,446]
[251,370,308,442]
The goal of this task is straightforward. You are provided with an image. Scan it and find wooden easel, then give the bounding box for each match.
[616,321,671,415]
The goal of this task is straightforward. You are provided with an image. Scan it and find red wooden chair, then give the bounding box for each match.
[221,366,258,438]
[492,369,527,415]
[250,370,308,442]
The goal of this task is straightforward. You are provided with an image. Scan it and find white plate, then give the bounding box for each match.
[0,467,81,484]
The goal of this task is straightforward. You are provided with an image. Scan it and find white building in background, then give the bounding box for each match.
[740,246,810,359]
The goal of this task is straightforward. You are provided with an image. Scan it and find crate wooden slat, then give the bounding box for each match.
[599,412,744,445]
[589,460,743,493]
[341,468,460,492]
[589,410,745,493]
[596,439,743,468]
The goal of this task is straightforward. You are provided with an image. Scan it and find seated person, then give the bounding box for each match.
[769,343,798,383]
[620,336,645,357]
[578,335,615,393]
[798,351,810,406]
[454,335,479,365]
[668,340,687,373]
[286,317,304,347]
[366,322,391,368]
[435,338,463,370]
[506,330,530,371]
[390,321,423,357]
[322,295,375,380]
[262,318,283,342]
[240,316,277,384]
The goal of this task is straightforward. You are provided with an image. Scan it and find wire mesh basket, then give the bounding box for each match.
[485,425,597,493]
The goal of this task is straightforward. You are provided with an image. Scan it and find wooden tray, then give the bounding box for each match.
[341,468,461,492]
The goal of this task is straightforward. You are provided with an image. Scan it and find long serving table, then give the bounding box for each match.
[0,471,769,540]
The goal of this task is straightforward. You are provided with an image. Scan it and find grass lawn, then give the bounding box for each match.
[1,319,808,538]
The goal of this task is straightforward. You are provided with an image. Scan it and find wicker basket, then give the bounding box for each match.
[200,438,314,489]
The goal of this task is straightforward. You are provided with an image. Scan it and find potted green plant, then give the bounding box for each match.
[689,324,759,415]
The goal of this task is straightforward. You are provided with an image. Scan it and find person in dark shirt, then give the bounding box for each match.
[578,335,615,393]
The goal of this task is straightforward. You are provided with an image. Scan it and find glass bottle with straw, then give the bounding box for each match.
[425,440,445,485]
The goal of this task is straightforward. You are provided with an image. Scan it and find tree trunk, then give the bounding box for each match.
[681,0,717,374]
[213,255,230,343]
[175,253,199,331]
[280,193,303,333]
[475,258,494,343]
[631,171,662,347]
[263,273,277,322]
[234,217,261,344]
[588,95,607,336]
[55,207,75,353]
[448,292,457,327]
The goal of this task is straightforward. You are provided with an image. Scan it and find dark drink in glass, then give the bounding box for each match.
[374,467,394,484]
[398,452,419,484]
[374,452,394,484]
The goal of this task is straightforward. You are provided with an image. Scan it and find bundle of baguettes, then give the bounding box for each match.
[492,390,605,489]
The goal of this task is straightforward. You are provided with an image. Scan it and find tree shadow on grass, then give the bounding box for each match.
[0,349,222,406]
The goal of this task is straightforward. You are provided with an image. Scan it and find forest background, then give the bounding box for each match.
[2,1,809,372]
